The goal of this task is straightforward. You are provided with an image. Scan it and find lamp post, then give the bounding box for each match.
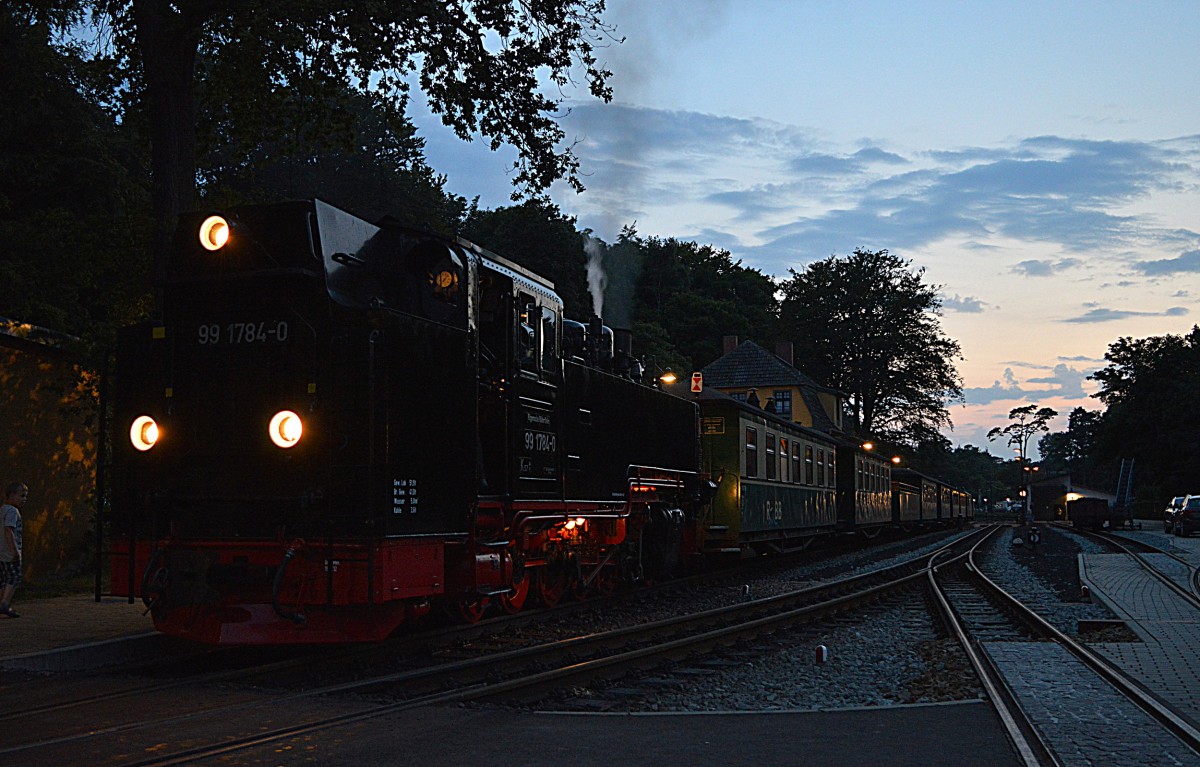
[1021,460,1039,525]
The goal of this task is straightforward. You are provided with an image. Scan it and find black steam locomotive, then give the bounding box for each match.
[109,200,705,643]
[108,199,972,644]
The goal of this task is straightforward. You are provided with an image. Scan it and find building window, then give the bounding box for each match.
[731,392,747,403]
[766,433,777,480]
[772,390,792,418]
[745,427,758,478]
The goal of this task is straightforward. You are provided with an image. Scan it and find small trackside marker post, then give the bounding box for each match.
[1081,585,1090,600]
[815,645,830,664]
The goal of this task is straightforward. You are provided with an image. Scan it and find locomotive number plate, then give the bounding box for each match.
[197,321,290,345]
[523,430,557,453]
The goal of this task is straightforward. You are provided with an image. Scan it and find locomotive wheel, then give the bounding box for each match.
[457,596,491,623]
[570,575,592,602]
[498,573,531,615]
[534,566,568,608]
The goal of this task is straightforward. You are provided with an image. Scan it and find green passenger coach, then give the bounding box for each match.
[698,391,839,556]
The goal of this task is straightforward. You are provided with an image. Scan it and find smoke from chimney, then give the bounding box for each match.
[584,235,607,319]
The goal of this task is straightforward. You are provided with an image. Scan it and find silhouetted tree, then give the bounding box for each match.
[0,8,151,356]
[26,0,617,291]
[1089,326,1200,505]
[779,248,962,440]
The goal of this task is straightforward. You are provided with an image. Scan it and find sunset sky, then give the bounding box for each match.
[414,1,1200,452]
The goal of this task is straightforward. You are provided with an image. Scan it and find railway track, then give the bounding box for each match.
[4,527,959,721]
[0,526,987,766]
[932,528,1200,767]
[1076,527,1200,604]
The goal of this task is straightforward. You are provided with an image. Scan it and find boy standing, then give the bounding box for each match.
[0,482,26,618]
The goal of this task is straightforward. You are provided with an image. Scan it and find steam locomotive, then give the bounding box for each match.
[107,199,970,645]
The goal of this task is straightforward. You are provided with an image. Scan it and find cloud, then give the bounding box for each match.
[942,294,991,313]
[1063,305,1189,323]
[1135,249,1200,276]
[546,104,1200,274]
[962,367,1023,405]
[1012,258,1082,277]
[1025,364,1088,398]
[962,363,1093,405]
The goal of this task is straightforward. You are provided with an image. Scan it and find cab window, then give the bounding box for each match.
[517,294,538,373]
[541,306,559,373]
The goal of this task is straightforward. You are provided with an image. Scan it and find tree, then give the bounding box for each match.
[1089,326,1200,506]
[35,1,616,284]
[462,200,590,314]
[0,8,152,357]
[778,248,962,440]
[630,236,779,370]
[987,404,1058,461]
[203,87,469,234]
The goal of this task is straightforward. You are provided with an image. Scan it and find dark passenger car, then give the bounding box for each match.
[1173,495,1200,536]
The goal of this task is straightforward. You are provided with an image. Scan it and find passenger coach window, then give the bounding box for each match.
[791,443,801,484]
[779,438,789,482]
[766,433,777,481]
[745,428,758,478]
[816,449,825,487]
[805,446,814,485]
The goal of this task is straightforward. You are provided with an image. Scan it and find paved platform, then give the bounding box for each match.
[232,701,1023,767]
[1080,532,1200,730]
[0,593,156,666]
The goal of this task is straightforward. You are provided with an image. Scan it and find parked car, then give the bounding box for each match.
[1173,495,1200,537]
[1165,496,1187,532]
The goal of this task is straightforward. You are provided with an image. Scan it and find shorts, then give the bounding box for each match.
[0,560,21,588]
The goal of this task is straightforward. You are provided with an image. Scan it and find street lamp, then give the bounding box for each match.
[1021,462,1039,524]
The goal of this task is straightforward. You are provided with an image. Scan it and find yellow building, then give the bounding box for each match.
[700,338,843,435]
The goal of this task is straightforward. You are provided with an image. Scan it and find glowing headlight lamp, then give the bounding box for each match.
[129,415,160,452]
[269,410,303,448]
[199,215,230,251]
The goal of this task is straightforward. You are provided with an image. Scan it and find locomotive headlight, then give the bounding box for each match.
[130,415,160,452]
[199,215,230,251]
[269,410,303,448]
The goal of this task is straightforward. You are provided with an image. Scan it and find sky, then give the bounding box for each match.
[411,0,1200,454]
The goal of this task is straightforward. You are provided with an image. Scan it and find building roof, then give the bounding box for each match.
[700,341,840,434]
